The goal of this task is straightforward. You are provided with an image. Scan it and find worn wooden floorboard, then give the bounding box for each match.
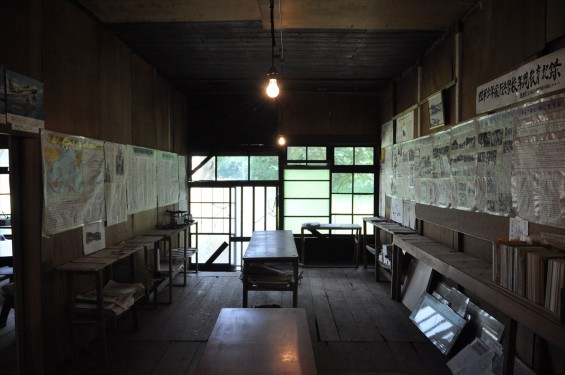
[55,268,450,375]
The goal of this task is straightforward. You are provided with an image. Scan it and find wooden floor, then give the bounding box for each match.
[48,268,450,374]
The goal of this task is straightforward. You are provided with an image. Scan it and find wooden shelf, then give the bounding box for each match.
[393,234,565,351]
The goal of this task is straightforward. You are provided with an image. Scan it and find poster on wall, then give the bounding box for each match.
[431,130,452,208]
[6,69,44,133]
[449,120,477,211]
[83,220,106,255]
[381,120,394,148]
[104,142,127,226]
[0,66,6,125]
[475,109,514,215]
[41,131,86,235]
[476,47,565,114]
[414,136,433,205]
[392,140,418,202]
[428,91,445,129]
[396,110,415,143]
[82,138,106,223]
[157,150,179,207]
[126,145,157,215]
[178,156,188,211]
[379,147,393,217]
[391,197,404,224]
[512,94,565,227]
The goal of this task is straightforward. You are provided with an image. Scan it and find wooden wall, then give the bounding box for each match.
[0,0,189,373]
[375,0,565,371]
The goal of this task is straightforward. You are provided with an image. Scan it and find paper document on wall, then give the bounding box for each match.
[126,145,157,214]
[157,150,179,206]
[449,120,477,211]
[391,197,403,224]
[104,142,127,226]
[512,94,565,227]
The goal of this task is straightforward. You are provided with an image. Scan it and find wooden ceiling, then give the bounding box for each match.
[77,0,477,94]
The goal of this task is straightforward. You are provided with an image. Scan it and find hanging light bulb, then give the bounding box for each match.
[266,66,279,98]
[277,134,286,146]
[265,0,280,98]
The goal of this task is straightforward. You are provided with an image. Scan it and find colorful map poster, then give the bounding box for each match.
[41,131,107,235]
[42,131,85,235]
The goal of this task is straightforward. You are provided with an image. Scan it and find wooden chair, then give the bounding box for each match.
[0,282,14,327]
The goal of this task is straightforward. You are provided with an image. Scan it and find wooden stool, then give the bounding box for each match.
[0,282,14,327]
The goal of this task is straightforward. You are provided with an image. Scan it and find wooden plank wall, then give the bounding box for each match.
[374,0,565,371]
[0,0,190,373]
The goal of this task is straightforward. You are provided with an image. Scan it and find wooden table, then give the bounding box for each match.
[300,223,362,266]
[242,230,299,308]
[195,308,317,375]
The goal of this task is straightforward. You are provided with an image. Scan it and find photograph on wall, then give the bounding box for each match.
[431,130,452,207]
[6,69,44,133]
[428,91,445,129]
[395,110,415,143]
[0,66,6,125]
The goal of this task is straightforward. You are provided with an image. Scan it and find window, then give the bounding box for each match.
[283,168,330,233]
[334,146,374,165]
[287,146,327,164]
[191,155,278,181]
[331,172,374,226]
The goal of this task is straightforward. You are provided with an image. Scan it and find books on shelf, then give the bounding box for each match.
[544,258,565,315]
[493,242,565,317]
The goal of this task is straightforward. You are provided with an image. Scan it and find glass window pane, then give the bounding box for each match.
[266,187,277,229]
[287,147,306,160]
[0,150,8,168]
[284,169,329,181]
[354,173,374,193]
[353,194,374,214]
[285,199,330,216]
[332,194,352,213]
[217,156,248,180]
[332,214,352,225]
[335,147,353,165]
[0,195,10,215]
[191,156,215,181]
[242,186,253,236]
[307,147,326,160]
[332,173,352,193]
[254,188,266,231]
[355,147,374,165]
[284,181,329,198]
[0,175,9,194]
[250,156,278,180]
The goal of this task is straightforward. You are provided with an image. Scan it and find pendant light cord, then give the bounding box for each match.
[270,0,275,67]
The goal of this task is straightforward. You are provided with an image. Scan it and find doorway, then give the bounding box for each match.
[0,134,15,374]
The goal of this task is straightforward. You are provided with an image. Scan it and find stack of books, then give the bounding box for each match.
[493,243,565,316]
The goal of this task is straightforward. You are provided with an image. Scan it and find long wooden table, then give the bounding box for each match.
[195,308,317,374]
[300,223,361,266]
[242,230,299,308]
